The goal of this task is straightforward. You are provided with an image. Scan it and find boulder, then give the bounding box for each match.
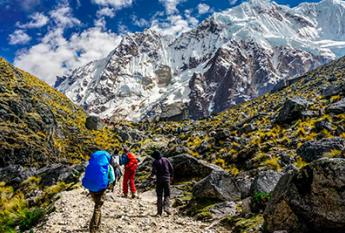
[264,158,345,233]
[297,137,345,162]
[250,170,283,195]
[321,84,345,97]
[169,154,222,181]
[326,98,345,114]
[275,97,310,124]
[160,102,188,121]
[192,170,241,202]
[85,115,103,130]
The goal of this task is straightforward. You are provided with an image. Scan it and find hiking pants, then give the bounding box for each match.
[89,189,105,233]
[123,168,136,194]
[156,180,170,215]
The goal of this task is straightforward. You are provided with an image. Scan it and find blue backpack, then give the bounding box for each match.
[82,150,111,192]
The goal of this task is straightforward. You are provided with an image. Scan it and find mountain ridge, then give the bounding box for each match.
[55,0,345,121]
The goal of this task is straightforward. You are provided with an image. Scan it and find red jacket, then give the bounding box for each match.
[125,152,138,171]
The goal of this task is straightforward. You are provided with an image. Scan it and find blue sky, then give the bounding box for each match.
[0,0,321,84]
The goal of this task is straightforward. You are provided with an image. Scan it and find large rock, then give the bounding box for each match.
[264,158,345,233]
[85,115,103,130]
[321,83,345,97]
[275,97,310,124]
[326,98,345,114]
[192,170,241,201]
[250,170,283,195]
[169,154,222,181]
[297,137,345,162]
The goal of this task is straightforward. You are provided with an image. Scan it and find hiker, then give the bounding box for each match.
[110,148,123,192]
[82,150,114,233]
[120,146,139,198]
[151,150,174,216]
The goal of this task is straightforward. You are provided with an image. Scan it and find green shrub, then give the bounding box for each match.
[19,207,45,231]
[251,192,271,212]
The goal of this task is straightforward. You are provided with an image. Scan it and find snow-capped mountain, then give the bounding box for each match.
[55,0,345,121]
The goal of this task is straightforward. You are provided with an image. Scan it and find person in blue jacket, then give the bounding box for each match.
[82,150,114,233]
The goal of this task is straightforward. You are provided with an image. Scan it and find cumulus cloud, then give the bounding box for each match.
[197,3,210,14]
[49,3,81,28]
[17,12,49,29]
[151,14,197,37]
[14,27,120,85]
[8,30,31,45]
[92,0,133,9]
[13,2,120,85]
[159,0,185,15]
[96,7,116,18]
[131,15,149,27]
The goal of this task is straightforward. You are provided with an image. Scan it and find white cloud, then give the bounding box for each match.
[96,7,116,18]
[131,15,149,27]
[17,12,49,29]
[229,0,240,5]
[49,3,81,28]
[92,0,133,9]
[8,30,31,45]
[17,0,40,11]
[151,14,194,37]
[13,1,121,85]
[159,0,185,15]
[197,3,210,14]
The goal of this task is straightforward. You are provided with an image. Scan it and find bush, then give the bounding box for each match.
[19,208,45,231]
[251,192,271,213]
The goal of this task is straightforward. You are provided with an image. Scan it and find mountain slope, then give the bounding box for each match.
[56,0,345,121]
[0,58,121,232]
[0,58,119,167]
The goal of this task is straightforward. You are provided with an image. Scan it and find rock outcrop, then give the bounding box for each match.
[275,97,310,124]
[192,170,241,202]
[297,137,345,162]
[264,158,345,233]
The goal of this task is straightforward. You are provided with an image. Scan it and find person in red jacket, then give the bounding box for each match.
[121,146,139,198]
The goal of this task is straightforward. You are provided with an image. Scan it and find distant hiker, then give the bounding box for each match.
[151,150,174,216]
[82,150,114,233]
[120,146,139,198]
[110,148,123,192]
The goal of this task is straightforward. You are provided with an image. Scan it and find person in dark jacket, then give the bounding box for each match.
[151,150,174,216]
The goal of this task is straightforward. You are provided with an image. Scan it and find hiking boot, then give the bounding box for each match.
[163,197,171,215]
[122,193,128,198]
[131,192,138,199]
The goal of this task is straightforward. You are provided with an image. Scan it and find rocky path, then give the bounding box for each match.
[32,186,228,233]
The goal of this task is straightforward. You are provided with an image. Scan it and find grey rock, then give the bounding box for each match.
[326,98,345,114]
[276,97,311,124]
[169,154,222,181]
[250,170,283,195]
[85,115,103,130]
[297,137,345,162]
[321,84,345,97]
[209,201,237,219]
[264,158,345,233]
[192,170,241,202]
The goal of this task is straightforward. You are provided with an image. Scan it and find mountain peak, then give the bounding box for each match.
[55,1,345,121]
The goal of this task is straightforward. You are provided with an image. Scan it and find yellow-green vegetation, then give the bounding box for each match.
[129,56,345,177]
[0,178,76,232]
[223,214,264,233]
[0,58,120,167]
[0,58,121,231]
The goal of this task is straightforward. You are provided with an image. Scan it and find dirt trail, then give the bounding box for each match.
[32,187,228,233]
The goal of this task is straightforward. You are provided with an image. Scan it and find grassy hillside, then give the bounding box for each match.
[133,56,345,173]
[0,58,120,167]
[0,58,120,232]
